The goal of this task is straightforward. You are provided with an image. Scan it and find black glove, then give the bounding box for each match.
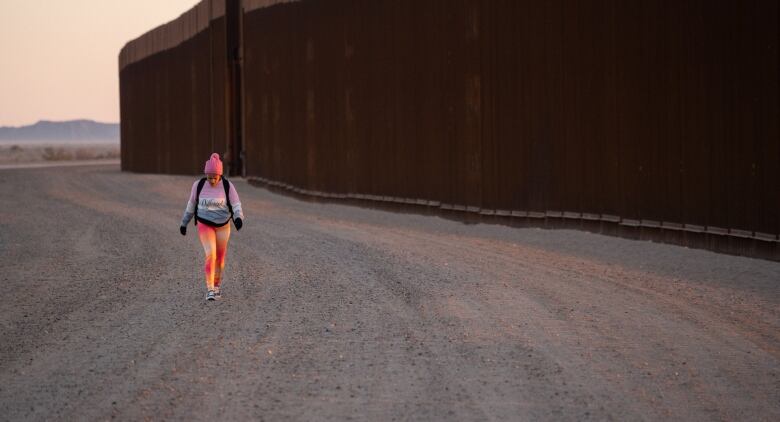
[180,225,187,236]
[234,218,243,231]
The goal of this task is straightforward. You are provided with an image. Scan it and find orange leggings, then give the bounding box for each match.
[197,223,231,290]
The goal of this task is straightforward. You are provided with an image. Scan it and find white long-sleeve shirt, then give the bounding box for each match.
[181,178,244,227]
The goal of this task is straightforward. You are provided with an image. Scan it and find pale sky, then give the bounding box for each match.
[0,0,200,127]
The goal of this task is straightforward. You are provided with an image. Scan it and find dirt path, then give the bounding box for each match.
[1,165,778,421]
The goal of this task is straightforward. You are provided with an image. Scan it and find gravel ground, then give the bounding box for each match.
[0,164,778,421]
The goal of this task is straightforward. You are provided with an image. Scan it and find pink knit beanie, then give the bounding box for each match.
[204,153,223,175]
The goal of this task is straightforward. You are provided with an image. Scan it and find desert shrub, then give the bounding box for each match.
[74,148,94,160]
[42,147,72,161]
[104,149,120,159]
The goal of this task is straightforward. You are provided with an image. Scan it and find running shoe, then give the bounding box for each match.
[214,287,222,299]
[207,290,216,301]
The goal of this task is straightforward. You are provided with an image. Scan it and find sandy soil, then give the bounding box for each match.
[0,164,778,421]
[0,142,119,165]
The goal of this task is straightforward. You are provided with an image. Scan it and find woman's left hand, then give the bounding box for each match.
[234,218,243,231]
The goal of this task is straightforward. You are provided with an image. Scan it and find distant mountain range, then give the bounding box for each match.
[0,120,119,142]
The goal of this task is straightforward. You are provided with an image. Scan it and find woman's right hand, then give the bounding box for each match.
[180,226,187,236]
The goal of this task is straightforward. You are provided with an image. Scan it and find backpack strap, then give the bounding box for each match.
[222,177,234,219]
[194,177,207,226]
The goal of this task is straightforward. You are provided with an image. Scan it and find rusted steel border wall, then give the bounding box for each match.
[119,0,230,174]
[240,0,778,259]
[120,0,779,259]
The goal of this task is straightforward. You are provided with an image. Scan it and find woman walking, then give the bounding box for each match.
[180,153,244,301]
